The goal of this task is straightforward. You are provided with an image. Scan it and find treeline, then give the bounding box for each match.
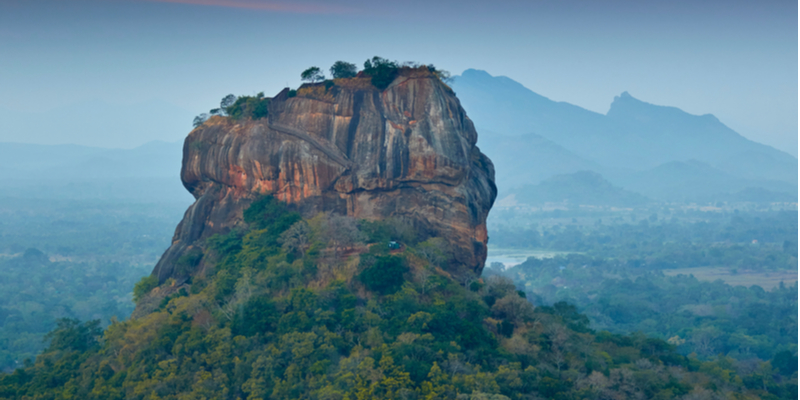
[0,249,151,372]
[490,254,797,364]
[192,56,452,126]
[491,210,797,271]
[1,197,796,399]
[0,199,182,372]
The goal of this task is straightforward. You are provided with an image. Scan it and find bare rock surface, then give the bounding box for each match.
[153,68,496,282]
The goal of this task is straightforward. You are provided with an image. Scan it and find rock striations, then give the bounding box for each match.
[154,68,496,282]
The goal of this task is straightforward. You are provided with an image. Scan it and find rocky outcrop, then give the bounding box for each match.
[153,68,496,282]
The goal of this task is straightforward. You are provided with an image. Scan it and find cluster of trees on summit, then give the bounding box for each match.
[193,57,451,127]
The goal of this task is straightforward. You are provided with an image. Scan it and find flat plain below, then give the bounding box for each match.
[662,267,797,290]
[485,247,574,269]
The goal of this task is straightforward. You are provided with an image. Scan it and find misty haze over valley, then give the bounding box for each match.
[0,0,796,398]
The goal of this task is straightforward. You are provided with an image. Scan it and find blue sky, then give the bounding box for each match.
[0,0,796,155]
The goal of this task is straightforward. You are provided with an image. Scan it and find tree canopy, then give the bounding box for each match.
[330,61,357,79]
[300,66,325,83]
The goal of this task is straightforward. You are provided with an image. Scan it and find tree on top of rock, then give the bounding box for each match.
[220,94,236,109]
[301,66,325,83]
[330,61,357,79]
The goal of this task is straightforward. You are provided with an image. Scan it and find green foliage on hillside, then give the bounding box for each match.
[359,255,408,295]
[132,276,158,303]
[1,197,796,399]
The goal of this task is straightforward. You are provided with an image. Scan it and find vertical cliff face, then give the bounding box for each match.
[154,68,496,282]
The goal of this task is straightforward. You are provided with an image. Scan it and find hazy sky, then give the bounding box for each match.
[1,0,797,155]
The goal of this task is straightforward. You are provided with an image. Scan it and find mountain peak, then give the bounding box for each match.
[460,68,494,80]
[610,90,644,107]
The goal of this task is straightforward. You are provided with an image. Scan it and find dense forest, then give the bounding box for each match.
[487,255,797,362]
[490,210,797,272]
[0,197,796,399]
[0,198,185,372]
[484,209,798,398]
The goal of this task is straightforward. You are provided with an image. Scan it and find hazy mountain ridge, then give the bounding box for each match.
[508,171,650,207]
[0,99,194,149]
[0,141,192,203]
[614,160,798,202]
[452,69,798,203]
[477,132,601,191]
[0,140,183,180]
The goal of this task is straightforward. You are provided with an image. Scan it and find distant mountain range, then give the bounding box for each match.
[0,99,194,149]
[0,141,192,203]
[508,171,650,207]
[451,69,798,203]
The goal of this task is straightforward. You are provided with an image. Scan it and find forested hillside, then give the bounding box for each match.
[1,197,795,399]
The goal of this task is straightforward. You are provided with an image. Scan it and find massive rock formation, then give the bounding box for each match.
[154,68,496,282]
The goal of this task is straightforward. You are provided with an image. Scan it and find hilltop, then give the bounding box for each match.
[153,61,496,288]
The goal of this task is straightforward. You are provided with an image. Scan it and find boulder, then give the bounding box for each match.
[153,68,496,282]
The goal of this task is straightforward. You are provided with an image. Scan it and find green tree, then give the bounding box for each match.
[133,275,158,303]
[301,66,325,83]
[43,318,102,353]
[362,56,399,90]
[220,93,236,109]
[192,113,209,127]
[360,255,408,295]
[330,61,357,79]
[280,220,312,258]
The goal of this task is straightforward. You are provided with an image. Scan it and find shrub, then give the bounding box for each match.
[301,66,325,83]
[133,275,158,303]
[225,92,270,120]
[43,318,102,353]
[359,255,408,295]
[363,56,399,90]
[498,320,514,338]
[192,113,210,127]
[175,248,203,276]
[330,61,357,79]
[232,296,277,337]
[157,288,188,311]
[359,218,418,244]
[220,94,236,109]
[426,64,453,84]
[243,195,301,232]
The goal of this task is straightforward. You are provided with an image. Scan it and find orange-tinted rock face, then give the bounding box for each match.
[153,69,496,282]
